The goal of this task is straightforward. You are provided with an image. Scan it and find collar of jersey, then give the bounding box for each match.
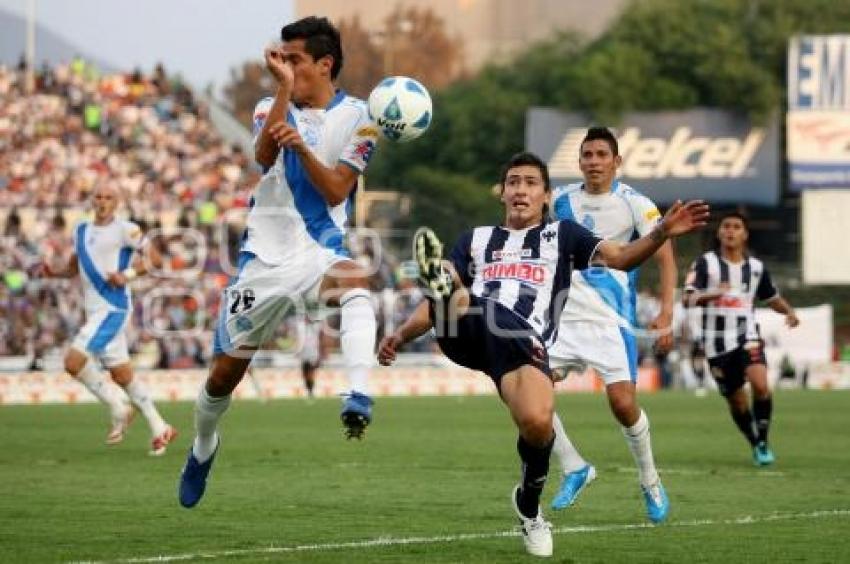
[580,179,620,195]
[498,220,546,233]
[294,88,346,112]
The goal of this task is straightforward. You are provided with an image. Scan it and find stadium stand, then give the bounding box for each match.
[0,59,433,370]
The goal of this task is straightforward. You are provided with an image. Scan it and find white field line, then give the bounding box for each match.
[614,466,787,477]
[70,508,850,564]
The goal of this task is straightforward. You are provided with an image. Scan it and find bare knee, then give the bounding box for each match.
[64,350,88,376]
[607,385,639,426]
[517,406,554,446]
[207,352,253,396]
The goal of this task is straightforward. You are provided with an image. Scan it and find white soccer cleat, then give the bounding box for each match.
[105,402,134,445]
[149,425,178,456]
[511,485,553,557]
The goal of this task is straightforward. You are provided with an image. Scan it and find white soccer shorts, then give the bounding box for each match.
[213,249,347,356]
[71,308,130,368]
[548,320,638,385]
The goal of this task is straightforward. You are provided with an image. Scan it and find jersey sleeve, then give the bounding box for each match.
[558,220,602,272]
[447,230,475,288]
[684,256,709,292]
[251,97,274,145]
[628,191,662,237]
[756,265,779,301]
[122,221,144,249]
[338,107,380,174]
[551,187,576,222]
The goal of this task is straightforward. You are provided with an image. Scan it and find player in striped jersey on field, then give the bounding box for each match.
[378,152,708,557]
[684,212,799,466]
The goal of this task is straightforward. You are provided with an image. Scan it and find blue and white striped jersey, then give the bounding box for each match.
[245,91,379,264]
[551,181,661,328]
[448,220,602,345]
[72,219,142,314]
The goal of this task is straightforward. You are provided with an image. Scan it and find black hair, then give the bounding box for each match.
[500,151,551,192]
[580,126,619,156]
[713,211,750,251]
[281,16,344,79]
[499,151,551,219]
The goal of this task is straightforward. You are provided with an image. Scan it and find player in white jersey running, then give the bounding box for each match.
[179,16,381,508]
[378,152,707,557]
[684,212,799,466]
[37,185,176,455]
[547,128,676,523]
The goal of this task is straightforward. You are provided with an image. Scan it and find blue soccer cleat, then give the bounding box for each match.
[551,464,597,510]
[753,441,775,466]
[641,481,670,524]
[178,439,219,508]
[341,391,373,440]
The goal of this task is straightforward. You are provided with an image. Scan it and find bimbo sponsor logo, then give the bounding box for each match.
[549,127,765,180]
[481,262,546,285]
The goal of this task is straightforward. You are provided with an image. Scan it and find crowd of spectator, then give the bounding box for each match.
[0,58,432,370]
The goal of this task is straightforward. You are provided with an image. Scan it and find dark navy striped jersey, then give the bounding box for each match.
[448,220,602,346]
[684,251,779,359]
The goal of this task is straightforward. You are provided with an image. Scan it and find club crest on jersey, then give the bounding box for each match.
[541,229,556,242]
[353,139,376,163]
[481,262,546,285]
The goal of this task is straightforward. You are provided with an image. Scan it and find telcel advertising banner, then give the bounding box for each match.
[527,108,779,205]
[788,35,850,190]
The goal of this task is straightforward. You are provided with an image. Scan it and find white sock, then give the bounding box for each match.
[339,288,376,395]
[193,386,231,463]
[552,412,588,474]
[622,409,660,487]
[76,359,126,422]
[124,377,167,436]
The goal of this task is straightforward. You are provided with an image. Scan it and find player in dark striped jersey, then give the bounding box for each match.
[684,212,799,466]
[378,152,708,557]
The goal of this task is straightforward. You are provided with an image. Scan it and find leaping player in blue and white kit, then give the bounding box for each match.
[37,185,177,455]
[179,17,381,508]
[547,127,676,523]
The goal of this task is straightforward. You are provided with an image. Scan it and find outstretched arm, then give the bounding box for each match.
[766,295,800,328]
[377,301,433,366]
[36,252,79,279]
[596,200,710,272]
[649,241,677,352]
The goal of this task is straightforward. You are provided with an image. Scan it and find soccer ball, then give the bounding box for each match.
[367,76,432,143]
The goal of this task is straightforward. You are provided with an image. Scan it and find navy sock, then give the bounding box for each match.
[752,396,773,444]
[730,407,758,446]
[516,434,554,518]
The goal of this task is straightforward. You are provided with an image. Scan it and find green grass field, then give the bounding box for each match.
[1,390,848,563]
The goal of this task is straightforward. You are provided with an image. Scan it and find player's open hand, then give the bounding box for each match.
[264,44,293,88]
[106,271,127,287]
[268,122,307,155]
[32,261,52,278]
[786,312,800,328]
[661,200,710,237]
[649,312,674,354]
[377,333,403,366]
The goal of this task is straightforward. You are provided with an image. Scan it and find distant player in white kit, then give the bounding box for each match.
[547,127,675,522]
[38,185,177,455]
[179,16,381,508]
